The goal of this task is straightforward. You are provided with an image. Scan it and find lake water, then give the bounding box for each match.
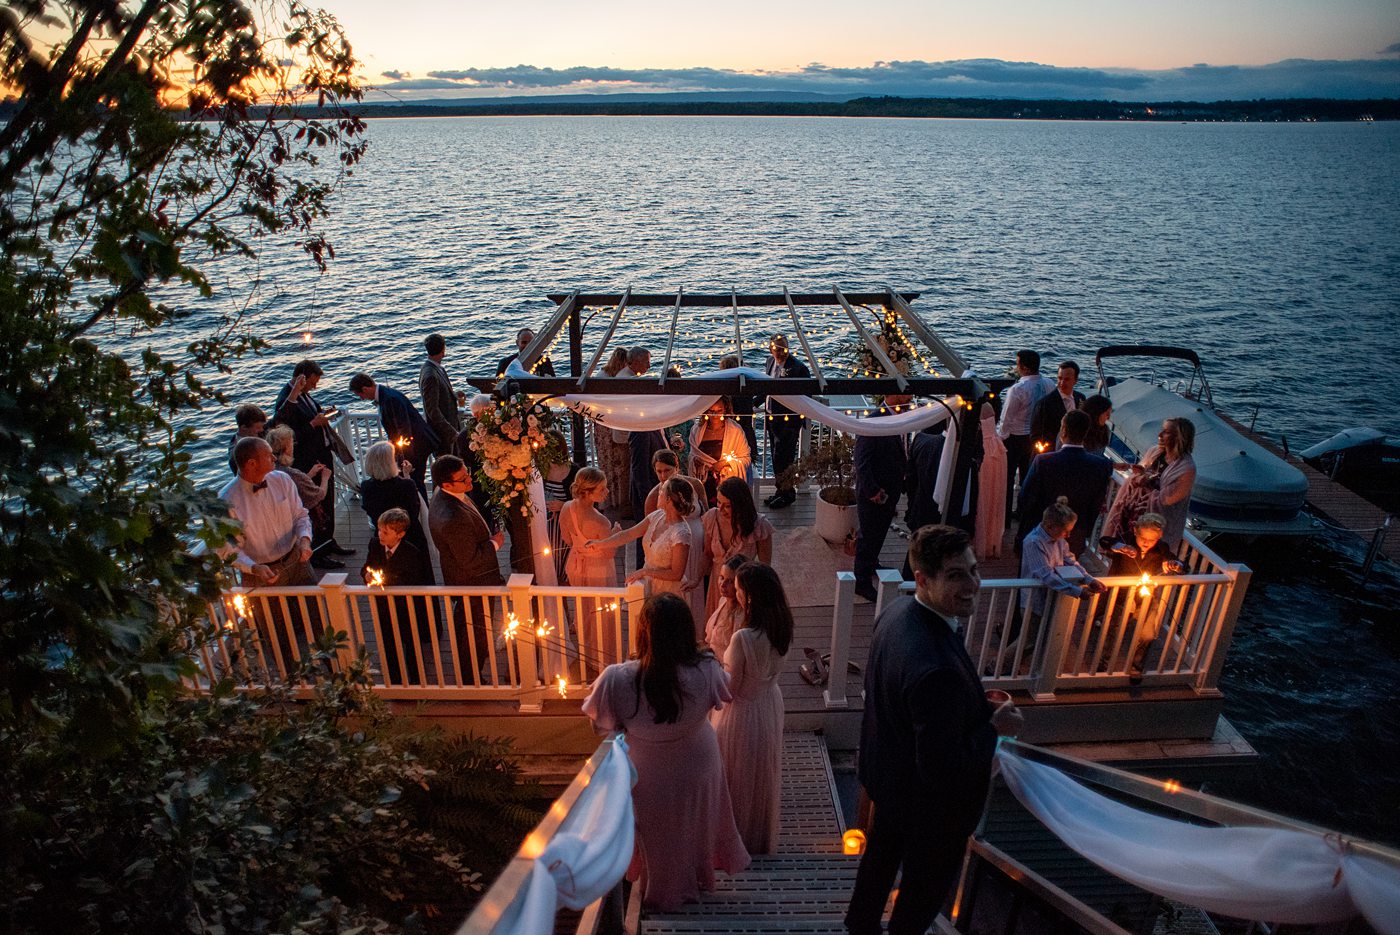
[169,116,1400,844]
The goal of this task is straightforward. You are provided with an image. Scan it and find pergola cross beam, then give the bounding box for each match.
[783,287,826,393]
[833,285,909,392]
[576,286,631,388]
[659,288,683,387]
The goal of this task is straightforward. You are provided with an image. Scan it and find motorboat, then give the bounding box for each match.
[1096,346,1315,539]
[1300,428,1400,514]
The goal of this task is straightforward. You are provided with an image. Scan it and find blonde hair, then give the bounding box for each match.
[363,440,399,481]
[664,476,695,515]
[266,425,296,466]
[1135,512,1166,532]
[377,507,410,533]
[602,348,629,377]
[1041,495,1077,532]
[572,466,606,500]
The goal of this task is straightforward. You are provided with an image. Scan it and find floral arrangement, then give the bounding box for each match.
[467,394,568,518]
[835,306,922,383]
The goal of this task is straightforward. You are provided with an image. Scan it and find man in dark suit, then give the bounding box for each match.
[349,372,440,498]
[900,425,946,580]
[495,327,556,380]
[429,456,505,683]
[271,359,352,564]
[1029,360,1086,453]
[846,525,1022,935]
[760,334,811,508]
[419,333,461,457]
[361,507,435,685]
[1016,409,1113,557]
[853,395,911,602]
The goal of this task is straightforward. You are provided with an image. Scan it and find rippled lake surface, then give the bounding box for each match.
[166,116,1400,843]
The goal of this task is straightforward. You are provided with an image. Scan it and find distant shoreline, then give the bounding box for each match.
[337,95,1397,122]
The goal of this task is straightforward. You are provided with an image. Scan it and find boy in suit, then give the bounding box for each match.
[362,507,434,685]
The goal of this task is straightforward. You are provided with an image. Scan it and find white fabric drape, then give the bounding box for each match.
[556,367,963,437]
[997,746,1400,933]
[494,736,637,935]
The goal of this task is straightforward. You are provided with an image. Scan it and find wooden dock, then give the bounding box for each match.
[1219,413,1397,564]
[638,731,857,935]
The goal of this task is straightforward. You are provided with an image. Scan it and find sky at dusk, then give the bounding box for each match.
[320,0,1400,101]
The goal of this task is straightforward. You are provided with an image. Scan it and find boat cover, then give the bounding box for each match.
[1299,427,1388,459]
[1108,378,1307,516]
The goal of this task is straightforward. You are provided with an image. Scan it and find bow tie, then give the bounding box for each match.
[251,480,268,492]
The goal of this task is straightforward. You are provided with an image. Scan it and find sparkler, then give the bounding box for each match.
[1137,573,1154,598]
[365,567,385,588]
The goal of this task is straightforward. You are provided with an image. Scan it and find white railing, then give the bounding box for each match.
[822,529,1251,704]
[198,574,645,705]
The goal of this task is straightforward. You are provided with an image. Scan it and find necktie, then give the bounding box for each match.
[252,480,268,492]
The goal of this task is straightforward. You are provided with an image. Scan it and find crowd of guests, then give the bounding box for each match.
[216,332,1201,927]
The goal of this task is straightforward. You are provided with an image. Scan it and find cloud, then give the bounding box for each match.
[380,69,407,80]
[1381,42,1400,55]
[369,57,1400,102]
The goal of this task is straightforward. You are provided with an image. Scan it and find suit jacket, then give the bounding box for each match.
[452,425,502,534]
[429,489,503,587]
[271,382,333,471]
[760,353,810,417]
[376,385,440,465]
[859,596,998,833]
[363,538,434,587]
[360,476,429,553]
[1029,390,1086,451]
[854,419,908,503]
[904,429,946,532]
[418,359,460,454]
[496,352,556,379]
[1017,445,1113,556]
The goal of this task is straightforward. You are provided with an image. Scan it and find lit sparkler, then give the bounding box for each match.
[365,567,385,588]
[1137,573,1154,599]
[556,676,568,699]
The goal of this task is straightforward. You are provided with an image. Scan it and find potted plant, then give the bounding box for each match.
[779,433,858,544]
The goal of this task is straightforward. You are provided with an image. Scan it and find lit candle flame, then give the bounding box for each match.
[1034,441,1049,454]
[365,567,385,588]
[1137,572,1153,598]
[231,593,249,617]
[557,675,568,699]
[541,546,551,556]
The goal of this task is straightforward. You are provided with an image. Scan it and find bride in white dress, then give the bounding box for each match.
[590,477,705,627]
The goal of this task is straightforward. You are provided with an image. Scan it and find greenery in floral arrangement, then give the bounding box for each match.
[777,433,858,506]
[466,395,569,519]
[833,306,924,396]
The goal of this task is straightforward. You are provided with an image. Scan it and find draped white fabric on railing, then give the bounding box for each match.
[996,745,1400,934]
[516,365,962,436]
[493,736,637,935]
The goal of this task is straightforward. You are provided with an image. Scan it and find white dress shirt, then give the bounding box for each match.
[218,471,312,570]
[998,374,1056,439]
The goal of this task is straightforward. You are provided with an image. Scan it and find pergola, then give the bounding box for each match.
[471,287,1014,526]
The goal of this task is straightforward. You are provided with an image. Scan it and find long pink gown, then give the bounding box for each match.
[975,403,1008,560]
[712,627,786,854]
[701,509,775,618]
[583,658,751,910]
[561,501,621,673]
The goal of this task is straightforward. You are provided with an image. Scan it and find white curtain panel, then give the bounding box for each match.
[997,746,1400,933]
[495,736,637,934]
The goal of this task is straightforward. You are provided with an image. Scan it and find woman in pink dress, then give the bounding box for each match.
[561,468,623,675]
[701,477,774,618]
[704,554,748,658]
[712,562,791,855]
[975,402,1008,560]
[583,593,750,910]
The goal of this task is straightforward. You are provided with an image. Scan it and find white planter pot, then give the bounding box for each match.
[814,486,857,544]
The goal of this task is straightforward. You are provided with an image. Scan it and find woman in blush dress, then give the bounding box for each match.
[592,478,699,611]
[712,562,792,855]
[582,593,750,911]
[974,402,1008,560]
[701,477,774,619]
[704,554,748,658]
[561,467,623,675]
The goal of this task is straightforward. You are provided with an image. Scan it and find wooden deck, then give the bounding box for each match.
[639,731,858,935]
[1220,413,1398,564]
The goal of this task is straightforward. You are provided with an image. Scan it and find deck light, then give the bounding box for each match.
[842,829,867,855]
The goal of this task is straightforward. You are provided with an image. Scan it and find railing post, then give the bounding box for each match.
[826,572,855,708]
[1031,577,1080,701]
[873,568,903,618]
[317,573,356,671]
[508,573,545,712]
[624,581,646,657]
[1197,563,1252,696]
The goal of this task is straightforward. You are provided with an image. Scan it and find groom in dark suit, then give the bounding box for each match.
[846,525,1023,935]
[349,372,441,497]
[1016,409,1113,556]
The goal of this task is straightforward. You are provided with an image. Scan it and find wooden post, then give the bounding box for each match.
[1032,582,1080,701]
[317,573,356,671]
[945,398,981,532]
[1198,563,1252,696]
[825,572,855,708]
[508,573,544,712]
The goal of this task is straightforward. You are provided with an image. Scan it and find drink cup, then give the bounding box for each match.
[985,689,1012,707]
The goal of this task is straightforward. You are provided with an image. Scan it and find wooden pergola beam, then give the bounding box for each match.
[833,286,909,392]
[884,286,969,378]
[729,288,744,365]
[576,286,631,389]
[547,291,920,308]
[783,287,826,393]
[518,290,577,375]
[506,376,1007,397]
[659,289,683,387]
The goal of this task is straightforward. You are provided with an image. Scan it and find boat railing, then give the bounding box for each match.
[455,734,633,935]
[195,573,644,705]
[822,529,1250,704]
